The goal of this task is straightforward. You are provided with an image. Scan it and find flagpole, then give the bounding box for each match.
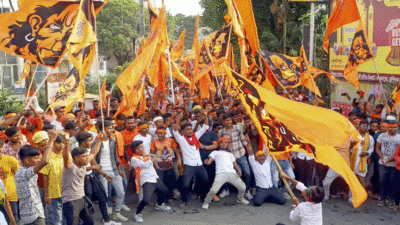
[94,17,105,133]
[167,49,175,104]
[108,83,116,116]
[212,64,224,101]
[372,59,387,101]
[271,155,298,203]
[17,72,52,126]
[25,65,38,104]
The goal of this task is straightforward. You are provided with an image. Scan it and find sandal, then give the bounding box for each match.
[377,201,384,207]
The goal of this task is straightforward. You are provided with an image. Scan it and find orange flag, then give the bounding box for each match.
[170,29,186,61]
[323,0,361,51]
[224,0,244,38]
[300,45,321,97]
[310,66,339,82]
[247,61,275,92]
[343,21,374,90]
[17,61,36,83]
[115,83,145,117]
[225,66,366,208]
[137,86,147,117]
[234,0,259,57]
[199,73,212,99]
[148,0,159,25]
[391,82,400,105]
[116,35,159,96]
[67,0,107,79]
[157,57,167,92]
[101,78,107,108]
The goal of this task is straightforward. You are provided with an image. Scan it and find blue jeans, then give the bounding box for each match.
[271,159,295,193]
[9,201,19,222]
[253,186,286,206]
[49,198,63,225]
[236,155,251,191]
[107,167,128,208]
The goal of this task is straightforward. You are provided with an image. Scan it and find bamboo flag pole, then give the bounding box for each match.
[372,59,387,101]
[167,49,175,104]
[94,18,105,133]
[271,155,298,202]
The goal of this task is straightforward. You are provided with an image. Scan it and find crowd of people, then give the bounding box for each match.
[0,81,399,225]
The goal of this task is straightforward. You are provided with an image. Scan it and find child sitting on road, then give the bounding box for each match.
[281,172,324,225]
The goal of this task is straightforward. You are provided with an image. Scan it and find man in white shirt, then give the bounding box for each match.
[173,110,210,209]
[50,106,65,131]
[133,122,152,154]
[247,146,286,206]
[202,137,249,209]
[281,173,324,225]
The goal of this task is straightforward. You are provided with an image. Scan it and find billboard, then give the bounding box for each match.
[329,0,400,83]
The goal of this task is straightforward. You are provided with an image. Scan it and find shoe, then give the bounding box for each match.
[282,192,291,200]
[103,221,122,225]
[133,214,143,223]
[202,203,209,209]
[245,191,254,200]
[237,198,250,205]
[219,189,230,198]
[212,195,220,202]
[113,213,129,222]
[121,204,131,212]
[107,206,112,215]
[155,203,171,211]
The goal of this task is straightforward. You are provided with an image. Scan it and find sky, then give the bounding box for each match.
[153,0,204,16]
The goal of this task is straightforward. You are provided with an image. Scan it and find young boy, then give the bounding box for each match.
[202,137,249,209]
[0,139,19,223]
[14,130,58,225]
[131,140,171,223]
[281,173,324,225]
[40,134,66,225]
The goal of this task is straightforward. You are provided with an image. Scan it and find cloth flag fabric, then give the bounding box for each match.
[234,0,259,57]
[343,21,374,90]
[67,0,104,79]
[0,0,105,68]
[390,82,400,105]
[17,61,36,83]
[246,61,275,92]
[323,0,361,51]
[310,66,339,82]
[115,83,145,117]
[170,29,185,61]
[49,68,85,113]
[148,0,159,25]
[101,78,107,108]
[224,66,365,208]
[300,45,321,97]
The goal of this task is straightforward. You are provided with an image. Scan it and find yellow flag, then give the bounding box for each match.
[17,61,36,83]
[225,66,366,208]
[170,29,185,61]
[300,45,321,97]
[343,21,374,90]
[115,83,145,117]
[49,68,85,113]
[224,0,244,38]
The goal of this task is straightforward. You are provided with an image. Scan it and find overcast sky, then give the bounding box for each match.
[153,0,204,16]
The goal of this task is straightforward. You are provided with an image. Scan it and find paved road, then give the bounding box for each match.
[92,191,396,225]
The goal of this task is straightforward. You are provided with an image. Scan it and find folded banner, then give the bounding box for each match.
[0,0,105,68]
[225,66,365,208]
[49,68,85,113]
[300,45,321,97]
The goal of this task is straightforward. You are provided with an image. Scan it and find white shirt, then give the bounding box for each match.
[290,182,323,225]
[354,134,374,177]
[173,124,209,166]
[84,148,92,175]
[100,141,112,171]
[248,154,273,189]
[296,152,314,161]
[209,151,236,174]
[131,156,158,186]
[50,119,63,131]
[133,134,152,154]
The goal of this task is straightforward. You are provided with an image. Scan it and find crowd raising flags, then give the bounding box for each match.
[3,1,400,224]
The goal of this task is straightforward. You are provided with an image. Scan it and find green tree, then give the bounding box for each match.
[97,0,139,66]
[174,14,199,51]
[0,89,23,116]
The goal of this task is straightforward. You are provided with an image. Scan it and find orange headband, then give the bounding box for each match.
[255,151,266,158]
[156,129,166,133]
[138,124,149,130]
[352,119,361,124]
[388,124,398,128]
[5,113,17,118]
[217,137,229,145]
[210,111,217,115]
[381,122,388,126]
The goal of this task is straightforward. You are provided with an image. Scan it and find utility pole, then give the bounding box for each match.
[139,0,145,36]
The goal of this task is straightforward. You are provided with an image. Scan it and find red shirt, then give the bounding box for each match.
[89,109,98,119]
[19,117,43,146]
[120,129,139,159]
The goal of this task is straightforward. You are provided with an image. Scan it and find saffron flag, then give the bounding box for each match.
[161,54,191,84]
[17,61,36,83]
[310,66,339,82]
[67,0,106,79]
[390,82,400,105]
[343,21,374,90]
[115,82,145,117]
[170,29,185,61]
[0,0,105,68]
[191,14,202,82]
[148,0,159,25]
[300,45,321,97]
[234,0,259,57]
[49,68,85,113]
[225,66,366,208]
[101,78,107,108]
[224,0,244,38]
[137,85,147,117]
[246,61,275,92]
[195,24,232,81]
[260,50,301,89]
[116,34,159,96]
[323,0,361,51]
[157,57,167,92]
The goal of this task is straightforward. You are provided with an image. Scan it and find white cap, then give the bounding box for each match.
[153,116,163,122]
[386,115,397,121]
[35,106,44,113]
